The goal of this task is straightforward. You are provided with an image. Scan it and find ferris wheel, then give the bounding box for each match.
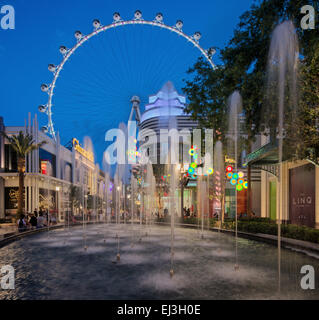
[38,10,217,141]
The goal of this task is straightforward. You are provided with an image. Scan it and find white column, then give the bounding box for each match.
[276,172,280,223]
[36,177,39,212]
[25,176,28,213]
[0,177,5,218]
[32,176,35,211]
[0,117,5,170]
[282,162,289,222]
[32,118,35,173]
[28,176,32,212]
[56,133,61,180]
[35,115,39,174]
[260,171,268,218]
[28,113,32,174]
[72,148,76,184]
[56,186,61,222]
[277,162,289,223]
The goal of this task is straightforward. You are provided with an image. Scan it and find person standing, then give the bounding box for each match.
[17,215,27,232]
[33,209,38,218]
[29,214,37,229]
[37,213,45,228]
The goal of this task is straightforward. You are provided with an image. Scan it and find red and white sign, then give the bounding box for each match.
[41,160,48,175]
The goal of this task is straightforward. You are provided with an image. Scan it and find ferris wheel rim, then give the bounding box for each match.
[40,16,217,141]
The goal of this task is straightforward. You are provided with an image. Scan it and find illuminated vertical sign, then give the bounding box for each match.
[289,164,315,227]
[41,160,48,175]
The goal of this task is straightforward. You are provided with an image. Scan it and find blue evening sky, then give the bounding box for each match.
[0,0,255,164]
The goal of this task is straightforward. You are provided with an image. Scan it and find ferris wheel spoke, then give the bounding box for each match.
[39,10,217,141]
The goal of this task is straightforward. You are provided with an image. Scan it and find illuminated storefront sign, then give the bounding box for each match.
[5,187,20,209]
[72,138,94,162]
[225,155,236,164]
[289,164,315,228]
[39,188,56,211]
[41,160,48,175]
[186,181,197,187]
[4,187,25,215]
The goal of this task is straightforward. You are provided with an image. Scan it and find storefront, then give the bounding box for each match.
[289,163,316,227]
[246,142,319,228]
[0,115,111,221]
[4,185,22,217]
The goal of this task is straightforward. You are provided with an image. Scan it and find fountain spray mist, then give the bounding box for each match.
[157,82,179,278]
[265,20,299,292]
[130,176,137,247]
[214,140,224,250]
[103,152,111,245]
[227,91,243,270]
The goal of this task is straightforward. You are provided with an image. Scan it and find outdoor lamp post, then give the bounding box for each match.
[179,163,188,218]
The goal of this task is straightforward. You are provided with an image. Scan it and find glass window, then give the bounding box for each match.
[39,148,56,177]
[5,144,17,172]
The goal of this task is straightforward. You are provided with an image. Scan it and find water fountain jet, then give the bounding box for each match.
[263,20,299,293]
[227,91,243,271]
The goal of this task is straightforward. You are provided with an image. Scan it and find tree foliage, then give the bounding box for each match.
[297,41,319,163]
[183,0,319,160]
[69,184,81,214]
[1,131,46,160]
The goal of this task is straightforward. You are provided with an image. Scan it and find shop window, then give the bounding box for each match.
[4,144,17,172]
[64,163,72,182]
[39,148,56,177]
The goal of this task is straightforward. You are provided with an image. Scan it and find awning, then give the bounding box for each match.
[244,141,279,166]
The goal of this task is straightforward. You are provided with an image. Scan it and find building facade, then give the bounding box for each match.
[246,135,319,228]
[0,115,111,221]
[137,82,263,219]
[138,82,198,216]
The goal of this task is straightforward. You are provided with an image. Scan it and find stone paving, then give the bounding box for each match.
[0,223,16,236]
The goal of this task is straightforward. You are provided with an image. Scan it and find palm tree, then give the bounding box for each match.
[69,184,81,216]
[1,131,46,218]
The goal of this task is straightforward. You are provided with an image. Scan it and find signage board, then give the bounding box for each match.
[289,164,315,227]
